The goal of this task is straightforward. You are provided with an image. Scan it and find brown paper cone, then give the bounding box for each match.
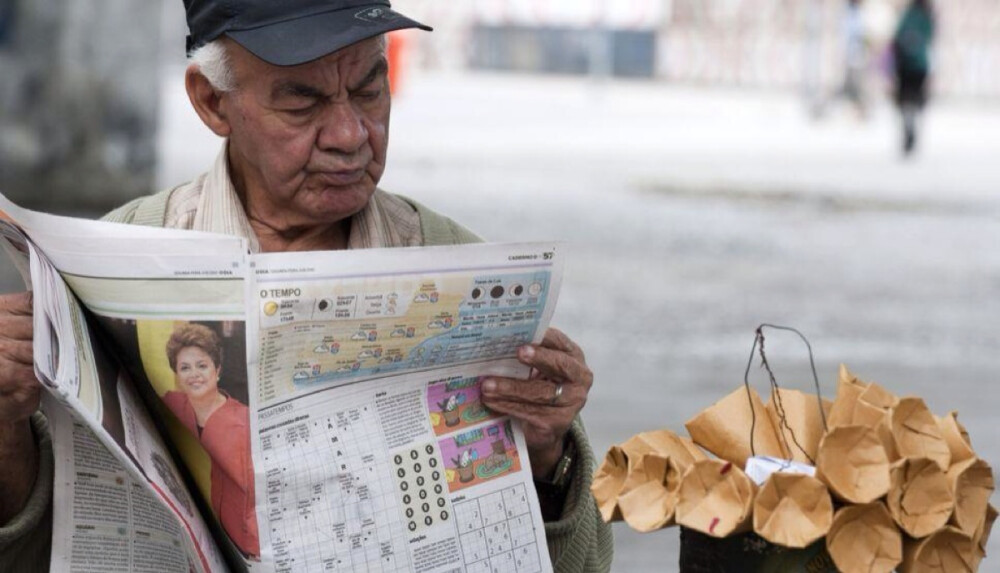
[815,425,891,504]
[888,458,956,538]
[620,451,669,496]
[891,397,951,472]
[826,364,868,428]
[937,412,976,466]
[764,388,829,464]
[972,505,997,570]
[591,446,628,522]
[685,386,788,469]
[847,398,901,462]
[621,429,707,473]
[618,455,683,533]
[675,459,757,538]
[947,458,995,536]
[859,381,899,410]
[752,473,833,548]
[826,502,902,573]
[900,526,976,573]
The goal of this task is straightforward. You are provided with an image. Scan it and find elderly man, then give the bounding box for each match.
[0,1,613,572]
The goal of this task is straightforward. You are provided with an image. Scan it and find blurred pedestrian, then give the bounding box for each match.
[892,0,935,156]
[842,0,870,117]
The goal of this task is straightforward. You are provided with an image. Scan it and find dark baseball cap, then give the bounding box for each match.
[184,0,432,66]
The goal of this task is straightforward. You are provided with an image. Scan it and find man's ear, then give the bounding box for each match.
[186,65,233,138]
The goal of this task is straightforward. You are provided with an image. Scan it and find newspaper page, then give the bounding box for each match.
[0,195,238,571]
[44,394,224,572]
[248,244,562,573]
[1,193,565,572]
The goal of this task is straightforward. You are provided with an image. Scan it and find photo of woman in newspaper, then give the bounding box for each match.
[162,322,260,559]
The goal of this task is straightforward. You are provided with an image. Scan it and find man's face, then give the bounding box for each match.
[220,36,390,230]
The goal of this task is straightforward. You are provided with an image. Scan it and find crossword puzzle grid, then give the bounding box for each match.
[454,484,542,573]
[261,405,411,573]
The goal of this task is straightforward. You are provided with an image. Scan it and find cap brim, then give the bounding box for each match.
[226,5,431,67]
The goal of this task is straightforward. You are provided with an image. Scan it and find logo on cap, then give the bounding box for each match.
[355,7,399,24]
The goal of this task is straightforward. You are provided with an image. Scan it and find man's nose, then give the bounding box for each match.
[316,102,368,155]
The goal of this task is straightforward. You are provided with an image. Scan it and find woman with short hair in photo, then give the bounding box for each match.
[163,322,259,558]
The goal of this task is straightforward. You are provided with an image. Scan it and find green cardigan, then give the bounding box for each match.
[0,189,613,573]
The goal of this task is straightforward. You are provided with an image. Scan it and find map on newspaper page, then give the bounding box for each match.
[256,264,555,405]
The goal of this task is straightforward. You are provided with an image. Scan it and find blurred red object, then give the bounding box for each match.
[388,30,408,95]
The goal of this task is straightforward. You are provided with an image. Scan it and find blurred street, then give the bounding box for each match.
[152,68,1000,570]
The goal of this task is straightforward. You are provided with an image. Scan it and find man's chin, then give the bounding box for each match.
[303,185,375,223]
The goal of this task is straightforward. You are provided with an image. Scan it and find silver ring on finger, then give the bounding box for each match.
[550,383,564,406]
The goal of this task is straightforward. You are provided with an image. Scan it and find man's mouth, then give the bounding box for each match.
[313,169,366,186]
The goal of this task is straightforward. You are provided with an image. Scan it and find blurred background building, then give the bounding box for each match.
[2,0,998,210]
[0,0,160,210]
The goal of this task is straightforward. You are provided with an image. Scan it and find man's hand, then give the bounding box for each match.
[480,328,593,479]
[0,291,41,525]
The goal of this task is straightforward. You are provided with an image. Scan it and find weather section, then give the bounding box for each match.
[255,270,551,404]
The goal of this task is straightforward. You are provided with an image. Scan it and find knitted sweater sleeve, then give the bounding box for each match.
[0,413,54,573]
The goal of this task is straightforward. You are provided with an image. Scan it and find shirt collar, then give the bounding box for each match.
[191,145,418,252]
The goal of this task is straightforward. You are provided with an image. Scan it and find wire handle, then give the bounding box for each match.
[743,324,828,465]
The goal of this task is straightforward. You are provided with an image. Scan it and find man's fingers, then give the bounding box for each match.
[0,292,33,316]
[539,327,585,362]
[0,361,42,417]
[0,339,34,366]
[480,398,565,428]
[0,315,34,343]
[517,344,593,391]
[481,376,580,407]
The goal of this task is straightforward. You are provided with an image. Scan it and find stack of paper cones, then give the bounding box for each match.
[591,364,997,573]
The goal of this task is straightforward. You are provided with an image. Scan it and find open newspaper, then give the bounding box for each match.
[0,194,564,573]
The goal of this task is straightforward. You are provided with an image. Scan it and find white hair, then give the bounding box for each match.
[189,40,237,93]
[188,34,389,94]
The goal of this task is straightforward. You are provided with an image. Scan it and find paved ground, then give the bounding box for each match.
[374,73,1000,571]
[10,68,999,570]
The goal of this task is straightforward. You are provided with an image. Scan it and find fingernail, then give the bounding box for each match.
[481,379,496,393]
[519,346,535,360]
